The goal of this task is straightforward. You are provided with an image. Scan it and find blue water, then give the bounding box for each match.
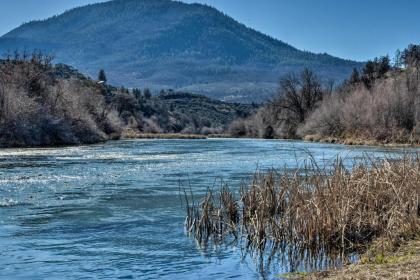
[0,139,418,279]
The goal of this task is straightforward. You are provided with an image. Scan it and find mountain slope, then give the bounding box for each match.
[0,0,362,102]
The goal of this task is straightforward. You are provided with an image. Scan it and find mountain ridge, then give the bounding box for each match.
[0,0,362,102]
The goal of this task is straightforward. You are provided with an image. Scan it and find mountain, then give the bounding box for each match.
[0,0,362,102]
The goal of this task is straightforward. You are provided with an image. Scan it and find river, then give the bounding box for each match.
[0,139,418,279]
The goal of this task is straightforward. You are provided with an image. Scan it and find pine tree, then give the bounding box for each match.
[144,88,151,99]
[98,69,107,83]
[349,68,360,84]
[133,88,142,99]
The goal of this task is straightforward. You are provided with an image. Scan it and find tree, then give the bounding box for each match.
[349,68,360,84]
[394,49,403,68]
[252,68,326,138]
[362,56,391,88]
[277,69,323,124]
[143,88,152,99]
[133,88,142,99]
[377,55,391,76]
[401,44,420,69]
[98,69,107,83]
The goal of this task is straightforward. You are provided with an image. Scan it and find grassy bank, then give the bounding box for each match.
[121,130,207,139]
[120,129,235,140]
[306,237,420,279]
[184,156,420,276]
[303,134,420,147]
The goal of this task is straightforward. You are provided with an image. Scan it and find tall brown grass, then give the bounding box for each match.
[185,156,420,267]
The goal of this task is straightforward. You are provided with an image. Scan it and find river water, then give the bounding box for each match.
[0,139,418,279]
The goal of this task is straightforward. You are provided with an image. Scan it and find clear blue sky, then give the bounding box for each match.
[0,0,419,61]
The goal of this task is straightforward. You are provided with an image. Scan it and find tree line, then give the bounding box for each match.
[0,52,253,147]
[230,44,420,144]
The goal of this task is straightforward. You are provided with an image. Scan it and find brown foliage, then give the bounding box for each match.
[0,52,247,146]
[230,68,327,139]
[185,156,420,268]
[300,69,420,143]
[0,52,122,146]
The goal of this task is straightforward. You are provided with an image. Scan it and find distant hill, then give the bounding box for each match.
[0,54,255,147]
[0,0,362,102]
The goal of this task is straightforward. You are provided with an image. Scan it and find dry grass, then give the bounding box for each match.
[184,185,239,246]
[121,129,207,139]
[306,237,420,279]
[304,134,419,147]
[184,156,420,272]
[207,134,233,138]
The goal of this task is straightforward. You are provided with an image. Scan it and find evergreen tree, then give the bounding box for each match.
[144,88,152,99]
[362,56,390,88]
[349,68,360,84]
[98,69,107,83]
[133,88,142,99]
[377,55,391,76]
[401,44,420,69]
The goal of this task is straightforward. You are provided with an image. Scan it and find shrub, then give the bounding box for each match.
[301,69,420,143]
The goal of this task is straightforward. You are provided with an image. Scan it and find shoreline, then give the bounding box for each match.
[183,155,420,280]
[1,133,420,149]
[303,134,420,148]
[305,237,420,279]
[279,237,420,279]
[121,132,207,140]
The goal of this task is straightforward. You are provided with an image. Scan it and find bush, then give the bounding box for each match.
[301,69,420,143]
[236,45,420,144]
[0,52,253,147]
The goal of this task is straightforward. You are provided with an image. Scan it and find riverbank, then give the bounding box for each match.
[121,132,207,139]
[120,128,235,140]
[2,133,419,148]
[305,237,420,279]
[185,155,420,279]
[279,237,420,279]
[303,134,420,147]
[0,56,255,148]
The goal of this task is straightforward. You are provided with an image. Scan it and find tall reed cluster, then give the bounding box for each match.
[185,156,420,265]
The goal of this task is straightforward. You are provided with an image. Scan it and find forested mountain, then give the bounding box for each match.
[0,0,361,102]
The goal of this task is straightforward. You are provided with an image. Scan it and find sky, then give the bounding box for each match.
[0,0,419,61]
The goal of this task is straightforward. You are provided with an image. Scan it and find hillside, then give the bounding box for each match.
[230,44,420,145]
[0,53,254,147]
[155,92,255,132]
[0,0,362,102]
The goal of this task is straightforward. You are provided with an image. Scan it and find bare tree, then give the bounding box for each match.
[276,68,323,124]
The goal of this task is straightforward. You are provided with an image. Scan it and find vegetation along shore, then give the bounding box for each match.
[184,155,420,278]
[230,44,420,146]
[0,52,254,148]
[1,44,420,148]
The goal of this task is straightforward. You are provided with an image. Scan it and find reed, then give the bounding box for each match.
[184,156,420,267]
[184,184,239,246]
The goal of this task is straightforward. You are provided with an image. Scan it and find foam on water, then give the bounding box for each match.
[0,198,29,207]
